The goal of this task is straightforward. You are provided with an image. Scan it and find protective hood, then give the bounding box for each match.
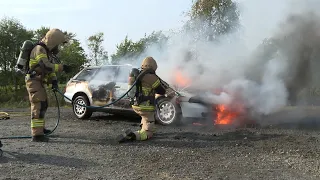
[141,56,158,71]
[41,28,67,51]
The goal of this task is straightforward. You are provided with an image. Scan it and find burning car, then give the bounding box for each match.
[167,69,260,128]
[64,64,259,127]
[64,64,183,125]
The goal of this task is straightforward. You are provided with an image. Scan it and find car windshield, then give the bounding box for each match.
[92,66,131,83]
[93,66,119,81]
[75,65,131,83]
[75,68,98,81]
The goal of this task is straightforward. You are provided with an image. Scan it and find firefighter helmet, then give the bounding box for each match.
[42,28,68,50]
[141,56,157,71]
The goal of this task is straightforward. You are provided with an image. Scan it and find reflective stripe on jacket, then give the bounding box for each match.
[29,45,61,82]
[132,74,162,112]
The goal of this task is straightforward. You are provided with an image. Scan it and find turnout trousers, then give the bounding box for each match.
[25,75,48,137]
[132,108,156,141]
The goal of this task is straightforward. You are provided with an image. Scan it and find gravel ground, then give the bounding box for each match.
[0,106,320,180]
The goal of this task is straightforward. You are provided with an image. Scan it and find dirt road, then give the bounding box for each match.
[0,106,319,180]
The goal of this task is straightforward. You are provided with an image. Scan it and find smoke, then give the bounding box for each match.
[99,0,320,118]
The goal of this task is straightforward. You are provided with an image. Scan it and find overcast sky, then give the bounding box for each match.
[0,0,193,54]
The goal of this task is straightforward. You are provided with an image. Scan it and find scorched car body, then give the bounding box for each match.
[64,64,256,127]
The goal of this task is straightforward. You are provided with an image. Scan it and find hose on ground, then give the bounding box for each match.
[0,71,142,140]
[0,70,179,140]
[0,90,60,140]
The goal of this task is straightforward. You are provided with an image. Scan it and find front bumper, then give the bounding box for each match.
[63,92,73,104]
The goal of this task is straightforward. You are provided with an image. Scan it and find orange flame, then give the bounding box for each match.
[214,103,245,125]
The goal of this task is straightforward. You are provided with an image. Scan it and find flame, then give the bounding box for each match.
[174,70,191,87]
[214,103,245,125]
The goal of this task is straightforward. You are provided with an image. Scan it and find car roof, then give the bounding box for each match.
[84,64,135,69]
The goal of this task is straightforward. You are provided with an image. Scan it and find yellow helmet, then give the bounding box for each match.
[141,56,158,71]
[42,28,68,50]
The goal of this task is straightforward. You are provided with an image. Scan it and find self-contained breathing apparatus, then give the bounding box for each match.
[128,68,171,106]
[15,40,60,76]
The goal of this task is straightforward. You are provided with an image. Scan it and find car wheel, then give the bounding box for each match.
[73,95,93,119]
[155,97,181,126]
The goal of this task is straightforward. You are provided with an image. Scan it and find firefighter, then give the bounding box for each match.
[25,28,72,142]
[117,56,166,142]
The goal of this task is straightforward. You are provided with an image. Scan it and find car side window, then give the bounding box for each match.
[94,66,118,82]
[75,68,97,81]
[114,66,130,83]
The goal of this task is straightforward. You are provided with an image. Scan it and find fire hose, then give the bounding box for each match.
[0,71,180,142]
[0,90,61,140]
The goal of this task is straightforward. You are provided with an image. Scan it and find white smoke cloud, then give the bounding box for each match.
[99,0,320,117]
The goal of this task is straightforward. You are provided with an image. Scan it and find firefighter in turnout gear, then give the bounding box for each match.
[25,28,72,142]
[117,56,166,143]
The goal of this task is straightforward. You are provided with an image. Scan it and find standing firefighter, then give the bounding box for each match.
[25,28,71,142]
[117,57,166,142]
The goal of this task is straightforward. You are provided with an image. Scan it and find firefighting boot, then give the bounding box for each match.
[116,129,136,143]
[32,135,49,142]
[44,128,52,135]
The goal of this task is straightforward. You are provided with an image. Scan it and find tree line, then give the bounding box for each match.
[0,0,241,104]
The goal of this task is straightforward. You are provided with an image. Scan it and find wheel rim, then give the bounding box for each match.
[157,101,176,124]
[74,99,87,117]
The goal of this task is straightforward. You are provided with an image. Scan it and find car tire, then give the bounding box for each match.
[155,97,181,126]
[72,95,93,119]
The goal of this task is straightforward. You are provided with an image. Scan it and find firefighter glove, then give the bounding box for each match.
[63,65,72,73]
[52,80,59,90]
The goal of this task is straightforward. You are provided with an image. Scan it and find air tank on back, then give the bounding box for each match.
[15,40,35,75]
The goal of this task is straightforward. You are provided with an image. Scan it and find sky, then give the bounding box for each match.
[0,0,193,55]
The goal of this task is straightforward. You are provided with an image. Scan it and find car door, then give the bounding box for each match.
[112,65,133,109]
[65,68,98,104]
[89,66,118,107]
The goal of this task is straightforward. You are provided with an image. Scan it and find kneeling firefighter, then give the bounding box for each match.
[18,28,72,142]
[117,56,166,142]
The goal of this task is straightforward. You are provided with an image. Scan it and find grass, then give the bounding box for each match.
[0,84,71,108]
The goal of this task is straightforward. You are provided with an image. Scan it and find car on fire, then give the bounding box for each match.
[64,64,258,127]
[64,64,185,125]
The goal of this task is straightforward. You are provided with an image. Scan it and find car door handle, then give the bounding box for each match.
[114,86,120,88]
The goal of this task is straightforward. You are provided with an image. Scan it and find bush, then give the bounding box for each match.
[47,84,68,107]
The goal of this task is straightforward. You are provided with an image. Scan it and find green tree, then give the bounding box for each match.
[58,39,88,83]
[111,31,168,64]
[32,27,87,83]
[185,0,240,41]
[87,32,108,66]
[110,36,138,64]
[0,17,33,95]
[139,31,168,50]
[33,26,50,41]
[33,26,76,42]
